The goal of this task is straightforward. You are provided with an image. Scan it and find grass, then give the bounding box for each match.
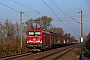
[71,47,90,60]
[84,49,90,58]
[74,49,81,60]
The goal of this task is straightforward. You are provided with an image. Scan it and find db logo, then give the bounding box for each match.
[33,38,36,41]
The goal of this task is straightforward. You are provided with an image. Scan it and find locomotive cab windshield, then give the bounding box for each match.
[28,31,41,37]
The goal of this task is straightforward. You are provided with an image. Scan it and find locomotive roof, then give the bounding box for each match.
[42,30,50,34]
[28,28,41,31]
[28,28,50,34]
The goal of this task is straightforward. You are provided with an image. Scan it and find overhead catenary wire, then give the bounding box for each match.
[43,0,79,37]
[51,0,80,24]
[12,0,43,16]
[42,0,72,27]
[31,12,40,19]
[0,2,41,19]
[64,14,80,34]
[0,3,31,18]
[51,0,80,36]
[0,3,19,13]
[42,0,72,28]
[62,9,80,33]
[42,0,62,22]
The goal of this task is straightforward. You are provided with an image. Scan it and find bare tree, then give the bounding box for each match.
[14,22,20,42]
[85,32,90,51]
[71,36,75,40]
[25,19,35,31]
[49,27,64,36]
[3,19,15,39]
[35,16,52,30]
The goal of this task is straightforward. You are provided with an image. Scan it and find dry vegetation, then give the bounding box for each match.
[0,16,75,57]
[84,32,90,58]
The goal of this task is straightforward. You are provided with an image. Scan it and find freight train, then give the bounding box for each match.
[26,28,78,51]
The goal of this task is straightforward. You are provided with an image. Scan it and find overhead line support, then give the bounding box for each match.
[20,11,22,53]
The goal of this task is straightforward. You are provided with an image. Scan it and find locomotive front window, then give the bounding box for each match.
[28,32,40,37]
[29,32,34,36]
[35,32,40,36]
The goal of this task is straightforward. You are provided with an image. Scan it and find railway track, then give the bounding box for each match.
[0,52,36,60]
[0,45,79,60]
[37,45,75,60]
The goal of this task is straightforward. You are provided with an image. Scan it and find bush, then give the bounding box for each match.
[85,39,90,51]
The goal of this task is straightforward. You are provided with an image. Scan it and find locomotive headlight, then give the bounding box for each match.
[36,40,42,43]
[40,40,42,43]
[29,40,33,42]
[27,40,33,43]
[36,40,40,42]
[27,41,29,43]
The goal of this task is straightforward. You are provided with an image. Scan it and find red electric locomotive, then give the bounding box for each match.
[26,28,78,51]
[26,28,51,51]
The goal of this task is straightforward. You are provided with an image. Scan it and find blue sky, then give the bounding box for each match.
[0,0,90,40]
